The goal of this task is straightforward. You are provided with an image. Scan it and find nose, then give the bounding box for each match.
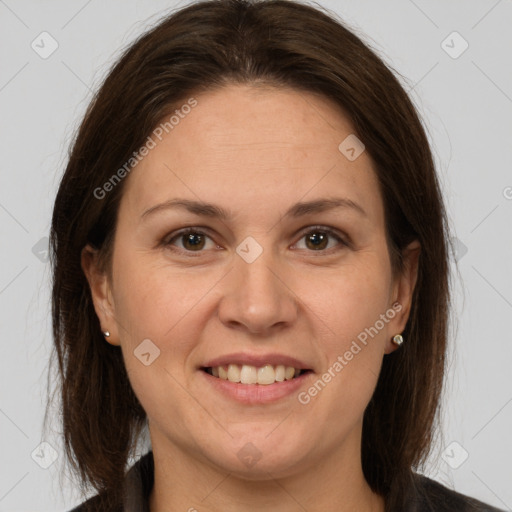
[217,244,299,335]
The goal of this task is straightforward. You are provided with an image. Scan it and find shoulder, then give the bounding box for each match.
[68,492,112,512]
[68,491,122,512]
[407,473,506,512]
[67,451,153,512]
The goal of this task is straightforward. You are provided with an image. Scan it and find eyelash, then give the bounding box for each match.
[162,225,349,257]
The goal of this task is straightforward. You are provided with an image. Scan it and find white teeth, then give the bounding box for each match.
[285,366,295,380]
[275,365,285,382]
[209,364,303,385]
[218,366,228,380]
[227,364,241,383]
[257,364,275,385]
[240,365,258,384]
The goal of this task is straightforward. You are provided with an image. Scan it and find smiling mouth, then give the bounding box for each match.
[202,364,312,385]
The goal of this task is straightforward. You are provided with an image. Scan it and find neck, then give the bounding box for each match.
[148,423,385,512]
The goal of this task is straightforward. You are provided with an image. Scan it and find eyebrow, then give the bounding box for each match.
[140,197,367,221]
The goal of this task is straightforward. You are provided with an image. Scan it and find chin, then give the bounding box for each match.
[201,435,312,480]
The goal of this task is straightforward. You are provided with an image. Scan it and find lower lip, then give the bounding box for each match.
[199,370,313,404]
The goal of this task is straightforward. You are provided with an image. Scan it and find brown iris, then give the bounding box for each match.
[181,233,206,251]
[305,231,329,250]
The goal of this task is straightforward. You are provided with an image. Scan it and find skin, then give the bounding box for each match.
[82,84,420,512]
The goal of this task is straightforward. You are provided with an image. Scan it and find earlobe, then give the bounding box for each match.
[81,244,120,346]
[386,240,421,353]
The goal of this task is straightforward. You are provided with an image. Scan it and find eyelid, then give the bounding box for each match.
[163,226,219,255]
[162,225,350,255]
[292,225,349,250]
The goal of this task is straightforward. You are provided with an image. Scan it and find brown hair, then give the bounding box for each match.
[47,0,449,509]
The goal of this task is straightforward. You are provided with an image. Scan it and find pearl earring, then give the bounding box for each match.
[392,334,403,346]
[103,331,110,337]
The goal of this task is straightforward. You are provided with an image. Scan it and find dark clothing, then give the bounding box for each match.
[70,451,505,511]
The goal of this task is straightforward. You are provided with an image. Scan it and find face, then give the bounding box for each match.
[83,84,419,479]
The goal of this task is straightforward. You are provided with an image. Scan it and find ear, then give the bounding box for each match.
[384,240,421,354]
[81,244,120,346]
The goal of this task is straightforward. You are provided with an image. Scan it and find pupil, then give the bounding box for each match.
[184,233,204,250]
[307,232,327,250]
[181,232,328,251]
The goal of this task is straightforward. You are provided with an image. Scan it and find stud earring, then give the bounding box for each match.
[103,331,110,337]
[392,334,403,346]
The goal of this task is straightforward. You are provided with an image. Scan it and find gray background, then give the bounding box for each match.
[1,0,511,510]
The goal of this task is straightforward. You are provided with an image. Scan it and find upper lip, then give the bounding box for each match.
[201,352,313,371]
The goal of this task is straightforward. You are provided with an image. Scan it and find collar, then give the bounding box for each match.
[119,451,504,512]
[123,450,154,512]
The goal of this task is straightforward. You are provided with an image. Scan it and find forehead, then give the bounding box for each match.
[120,84,383,223]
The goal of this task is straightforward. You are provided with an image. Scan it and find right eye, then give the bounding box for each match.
[163,227,219,255]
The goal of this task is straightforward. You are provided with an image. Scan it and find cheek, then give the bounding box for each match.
[110,252,205,427]
[111,249,216,384]
[315,257,392,345]
[111,249,195,339]
[303,253,392,402]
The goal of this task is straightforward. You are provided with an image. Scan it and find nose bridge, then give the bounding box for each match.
[217,235,297,333]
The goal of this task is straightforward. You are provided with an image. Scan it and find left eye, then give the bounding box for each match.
[164,227,346,254]
[293,227,346,252]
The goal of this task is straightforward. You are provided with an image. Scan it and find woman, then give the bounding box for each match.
[47,0,504,510]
